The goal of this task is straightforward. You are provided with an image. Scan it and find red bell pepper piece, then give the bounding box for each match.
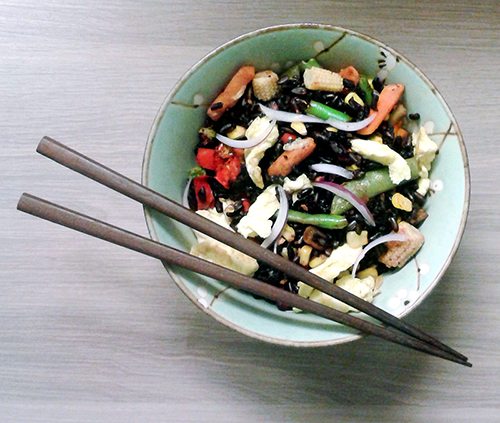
[192,175,215,210]
[280,132,297,143]
[212,144,242,189]
[215,155,241,189]
[196,148,217,171]
[241,198,250,212]
[196,144,243,190]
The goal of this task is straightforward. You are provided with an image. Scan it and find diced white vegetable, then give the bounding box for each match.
[236,185,280,239]
[190,209,258,275]
[413,127,438,173]
[291,121,307,136]
[350,138,411,184]
[297,242,362,299]
[412,127,438,195]
[283,174,313,202]
[417,177,431,196]
[346,230,368,249]
[308,275,377,313]
[244,117,279,188]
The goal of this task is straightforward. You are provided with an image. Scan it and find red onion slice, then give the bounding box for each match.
[325,113,376,132]
[310,163,354,179]
[259,104,376,132]
[215,119,276,149]
[182,177,192,208]
[273,239,279,254]
[313,181,375,226]
[351,232,407,277]
[261,185,288,249]
[259,103,325,124]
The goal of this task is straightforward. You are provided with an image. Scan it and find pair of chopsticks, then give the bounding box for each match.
[17,136,471,367]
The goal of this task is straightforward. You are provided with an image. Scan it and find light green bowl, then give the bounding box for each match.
[142,24,470,346]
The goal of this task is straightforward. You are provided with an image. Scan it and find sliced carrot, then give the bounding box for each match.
[388,103,407,126]
[394,126,409,139]
[339,65,360,86]
[267,138,316,177]
[207,65,255,121]
[358,83,405,135]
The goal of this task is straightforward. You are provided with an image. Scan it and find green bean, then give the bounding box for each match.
[283,63,301,78]
[306,100,352,122]
[301,58,321,70]
[358,76,373,106]
[330,158,420,214]
[283,58,322,78]
[287,210,348,230]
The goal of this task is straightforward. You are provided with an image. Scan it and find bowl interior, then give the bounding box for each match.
[143,24,469,346]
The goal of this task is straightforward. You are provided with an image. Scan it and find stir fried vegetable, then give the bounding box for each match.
[183,57,438,314]
[338,65,360,85]
[267,137,316,177]
[287,210,348,230]
[207,65,255,121]
[358,83,405,135]
[358,76,373,106]
[306,100,352,122]
[330,158,419,214]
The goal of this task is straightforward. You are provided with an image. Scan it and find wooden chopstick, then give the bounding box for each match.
[34,136,469,364]
[17,193,470,366]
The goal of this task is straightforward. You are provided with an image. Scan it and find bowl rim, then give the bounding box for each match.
[141,23,470,347]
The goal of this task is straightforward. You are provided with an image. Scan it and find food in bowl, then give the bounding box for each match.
[184,57,438,313]
[144,24,469,345]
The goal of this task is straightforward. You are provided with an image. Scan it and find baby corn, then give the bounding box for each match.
[252,70,279,101]
[378,222,424,268]
[303,67,343,92]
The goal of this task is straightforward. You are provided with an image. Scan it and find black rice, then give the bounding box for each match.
[188,61,429,303]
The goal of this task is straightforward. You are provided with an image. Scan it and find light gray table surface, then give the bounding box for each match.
[1,1,499,421]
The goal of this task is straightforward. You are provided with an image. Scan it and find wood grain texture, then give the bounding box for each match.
[1,0,499,421]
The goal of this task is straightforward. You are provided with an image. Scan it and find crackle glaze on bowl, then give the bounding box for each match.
[142,24,469,346]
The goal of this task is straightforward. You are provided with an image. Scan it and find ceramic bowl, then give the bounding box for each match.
[142,24,469,346]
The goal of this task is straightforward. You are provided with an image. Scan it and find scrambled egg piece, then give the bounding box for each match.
[350,138,411,184]
[190,209,258,276]
[244,117,279,188]
[308,275,377,313]
[194,208,232,239]
[346,230,368,249]
[236,185,280,239]
[283,174,313,194]
[297,242,363,299]
[283,174,313,203]
[417,178,431,196]
[297,232,377,313]
[412,127,438,195]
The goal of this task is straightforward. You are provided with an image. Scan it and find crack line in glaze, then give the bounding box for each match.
[167,33,349,110]
[170,101,204,109]
[142,23,470,348]
[427,131,457,137]
[210,286,233,307]
[314,32,348,59]
[414,257,422,291]
[436,122,454,150]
